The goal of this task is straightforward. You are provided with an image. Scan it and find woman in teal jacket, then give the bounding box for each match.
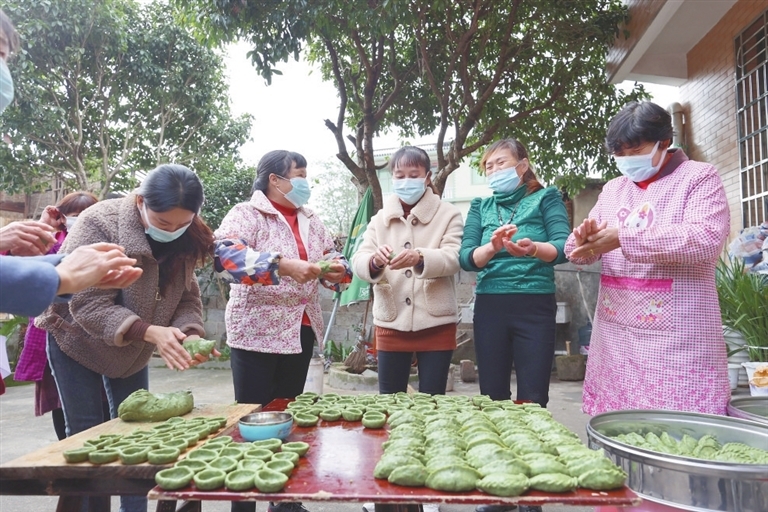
[460,138,570,409]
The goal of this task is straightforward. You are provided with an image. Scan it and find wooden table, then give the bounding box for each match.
[149,400,641,512]
[0,403,258,512]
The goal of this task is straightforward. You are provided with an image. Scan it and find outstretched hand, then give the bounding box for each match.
[56,243,143,295]
[0,220,57,256]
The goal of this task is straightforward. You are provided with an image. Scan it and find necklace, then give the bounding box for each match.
[496,201,521,226]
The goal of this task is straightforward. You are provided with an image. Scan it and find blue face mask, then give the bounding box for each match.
[0,60,14,115]
[488,165,521,194]
[141,203,190,243]
[614,141,662,182]
[392,177,427,205]
[277,176,311,208]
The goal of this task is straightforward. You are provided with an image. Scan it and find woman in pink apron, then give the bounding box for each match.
[566,101,730,416]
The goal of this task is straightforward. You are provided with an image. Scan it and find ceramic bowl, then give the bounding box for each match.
[238,412,293,441]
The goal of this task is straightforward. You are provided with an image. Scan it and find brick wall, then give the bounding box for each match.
[681,0,767,239]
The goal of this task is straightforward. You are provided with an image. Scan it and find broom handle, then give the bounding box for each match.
[359,298,371,340]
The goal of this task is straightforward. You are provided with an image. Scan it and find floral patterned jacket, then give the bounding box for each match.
[214,191,350,354]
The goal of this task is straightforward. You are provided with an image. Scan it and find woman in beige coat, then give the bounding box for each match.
[352,146,464,395]
[37,164,214,512]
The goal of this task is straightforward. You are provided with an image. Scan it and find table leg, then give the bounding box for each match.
[88,495,110,512]
[155,500,178,512]
[56,495,110,512]
[56,496,83,512]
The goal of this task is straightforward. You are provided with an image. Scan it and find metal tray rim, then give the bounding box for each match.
[727,396,768,425]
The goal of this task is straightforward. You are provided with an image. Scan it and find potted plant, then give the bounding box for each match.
[716,257,768,393]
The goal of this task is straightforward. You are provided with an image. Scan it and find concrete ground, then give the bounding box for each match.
[0,363,597,512]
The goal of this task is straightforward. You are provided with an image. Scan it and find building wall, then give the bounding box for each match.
[681,0,767,239]
[443,160,492,219]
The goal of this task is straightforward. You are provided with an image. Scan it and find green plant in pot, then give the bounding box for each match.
[716,257,768,363]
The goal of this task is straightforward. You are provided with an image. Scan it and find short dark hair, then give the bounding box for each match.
[57,191,98,216]
[252,150,307,193]
[605,101,674,154]
[389,146,431,173]
[0,9,20,58]
[140,164,205,214]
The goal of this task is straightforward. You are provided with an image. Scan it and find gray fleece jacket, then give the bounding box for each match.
[36,194,204,378]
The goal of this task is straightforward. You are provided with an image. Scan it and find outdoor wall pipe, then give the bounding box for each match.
[668,102,686,149]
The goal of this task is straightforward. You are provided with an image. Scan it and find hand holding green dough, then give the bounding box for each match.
[318,260,334,276]
[183,339,216,361]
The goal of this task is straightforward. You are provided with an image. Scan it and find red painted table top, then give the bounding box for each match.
[148,399,641,506]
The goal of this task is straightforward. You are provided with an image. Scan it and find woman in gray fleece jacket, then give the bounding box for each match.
[37,164,214,512]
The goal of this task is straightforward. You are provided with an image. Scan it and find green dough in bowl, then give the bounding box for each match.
[362,412,387,429]
[208,456,238,473]
[187,448,218,462]
[341,408,364,421]
[63,447,95,463]
[281,441,310,456]
[175,458,208,473]
[254,468,289,493]
[163,438,190,452]
[238,458,266,471]
[225,469,257,491]
[193,468,227,491]
[272,451,300,467]
[218,446,245,460]
[265,459,295,476]
[319,408,342,421]
[251,438,283,452]
[155,466,194,490]
[293,412,319,427]
[119,446,150,465]
[243,448,274,461]
[88,449,120,465]
[147,447,181,465]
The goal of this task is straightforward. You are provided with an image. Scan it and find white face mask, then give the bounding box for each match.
[613,141,663,182]
[141,203,190,243]
[64,216,78,231]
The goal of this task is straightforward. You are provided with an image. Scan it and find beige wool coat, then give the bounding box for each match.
[37,195,204,379]
[352,188,464,332]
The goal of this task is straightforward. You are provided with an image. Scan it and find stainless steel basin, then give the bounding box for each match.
[587,409,768,512]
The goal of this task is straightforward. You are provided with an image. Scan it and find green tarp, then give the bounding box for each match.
[337,187,373,306]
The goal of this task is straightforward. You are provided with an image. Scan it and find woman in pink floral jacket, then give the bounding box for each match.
[566,101,730,416]
[215,150,351,512]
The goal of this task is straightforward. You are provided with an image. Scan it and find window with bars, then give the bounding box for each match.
[736,9,768,229]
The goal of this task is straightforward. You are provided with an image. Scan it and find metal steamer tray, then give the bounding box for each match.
[587,410,768,512]
[727,397,768,426]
